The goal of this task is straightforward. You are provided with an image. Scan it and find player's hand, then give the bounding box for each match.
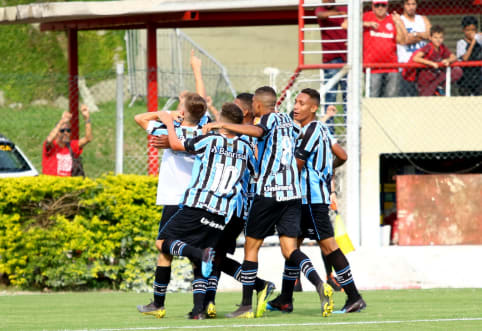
[431,62,439,69]
[150,135,170,149]
[202,122,222,135]
[80,104,90,119]
[330,193,338,211]
[326,105,338,118]
[61,111,72,124]
[190,49,202,71]
[391,12,401,23]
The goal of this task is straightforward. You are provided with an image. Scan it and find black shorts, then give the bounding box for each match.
[216,215,245,255]
[300,203,334,241]
[158,206,226,248]
[245,195,301,239]
[156,205,180,240]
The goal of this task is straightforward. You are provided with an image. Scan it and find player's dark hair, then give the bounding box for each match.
[301,88,320,106]
[403,0,417,4]
[184,92,207,123]
[430,25,444,36]
[461,16,478,29]
[220,103,244,124]
[254,86,277,109]
[235,93,254,114]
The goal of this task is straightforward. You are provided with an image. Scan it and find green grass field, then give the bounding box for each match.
[1,289,481,330]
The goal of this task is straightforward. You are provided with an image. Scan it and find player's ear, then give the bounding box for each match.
[311,104,318,114]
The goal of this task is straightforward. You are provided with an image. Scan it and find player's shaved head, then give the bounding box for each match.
[254,86,277,110]
[300,88,320,106]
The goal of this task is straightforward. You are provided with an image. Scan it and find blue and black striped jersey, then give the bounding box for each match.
[235,135,258,221]
[182,133,257,222]
[255,112,301,201]
[295,121,334,204]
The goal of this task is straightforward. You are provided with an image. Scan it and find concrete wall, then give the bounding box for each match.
[359,97,482,248]
[217,244,482,291]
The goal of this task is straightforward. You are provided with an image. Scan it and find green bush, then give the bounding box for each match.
[0,175,192,291]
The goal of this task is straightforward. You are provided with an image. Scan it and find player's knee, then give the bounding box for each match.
[155,239,164,252]
[319,237,339,255]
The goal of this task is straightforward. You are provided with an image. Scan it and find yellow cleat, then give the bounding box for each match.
[317,283,334,317]
[226,305,255,318]
[256,281,276,318]
[137,302,166,318]
[206,301,217,318]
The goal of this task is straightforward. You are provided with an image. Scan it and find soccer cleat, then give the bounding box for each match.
[266,295,293,313]
[188,312,206,320]
[316,282,334,317]
[333,297,367,314]
[225,305,254,318]
[327,273,343,292]
[255,281,275,317]
[205,301,216,318]
[201,247,215,278]
[137,301,166,318]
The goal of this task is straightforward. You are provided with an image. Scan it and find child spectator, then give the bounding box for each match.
[413,25,462,96]
[456,16,482,96]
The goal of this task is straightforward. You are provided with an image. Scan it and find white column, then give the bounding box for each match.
[345,0,363,247]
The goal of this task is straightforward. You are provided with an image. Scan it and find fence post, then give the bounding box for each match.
[115,63,124,175]
[446,67,451,97]
[346,0,362,247]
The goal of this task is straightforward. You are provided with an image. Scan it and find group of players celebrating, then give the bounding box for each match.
[133,54,366,320]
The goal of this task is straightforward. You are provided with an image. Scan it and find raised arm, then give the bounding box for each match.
[78,104,92,148]
[191,50,207,99]
[392,12,407,45]
[46,111,71,146]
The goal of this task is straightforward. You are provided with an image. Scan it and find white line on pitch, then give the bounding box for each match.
[62,317,482,331]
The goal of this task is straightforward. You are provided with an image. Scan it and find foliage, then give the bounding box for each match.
[0,2,126,104]
[0,175,191,291]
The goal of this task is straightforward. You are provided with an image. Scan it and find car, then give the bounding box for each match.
[0,134,39,178]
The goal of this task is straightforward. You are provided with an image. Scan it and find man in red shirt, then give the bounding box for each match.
[315,0,347,134]
[42,105,92,176]
[362,0,407,97]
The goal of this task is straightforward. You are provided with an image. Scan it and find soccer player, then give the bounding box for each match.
[156,102,257,319]
[135,92,210,319]
[203,86,334,318]
[203,93,275,319]
[268,88,366,314]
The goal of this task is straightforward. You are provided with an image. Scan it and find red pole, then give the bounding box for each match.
[147,24,159,176]
[68,28,79,140]
[298,0,305,67]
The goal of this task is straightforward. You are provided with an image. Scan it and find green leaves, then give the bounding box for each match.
[0,174,184,291]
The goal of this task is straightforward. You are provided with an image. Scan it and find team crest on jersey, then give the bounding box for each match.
[386,23,394,31]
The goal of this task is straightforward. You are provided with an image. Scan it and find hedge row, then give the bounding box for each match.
[0,175,192,291]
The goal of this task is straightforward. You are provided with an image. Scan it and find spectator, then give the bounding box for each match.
[42,105,92,176]
[359,0,407,97]
[413,25,462,96]
[315,0,347,132]
[397,0,431,96]
[456,16,482,96]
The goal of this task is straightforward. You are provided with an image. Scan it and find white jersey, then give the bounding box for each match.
[397,14,427,63]
[146,120,204,206]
